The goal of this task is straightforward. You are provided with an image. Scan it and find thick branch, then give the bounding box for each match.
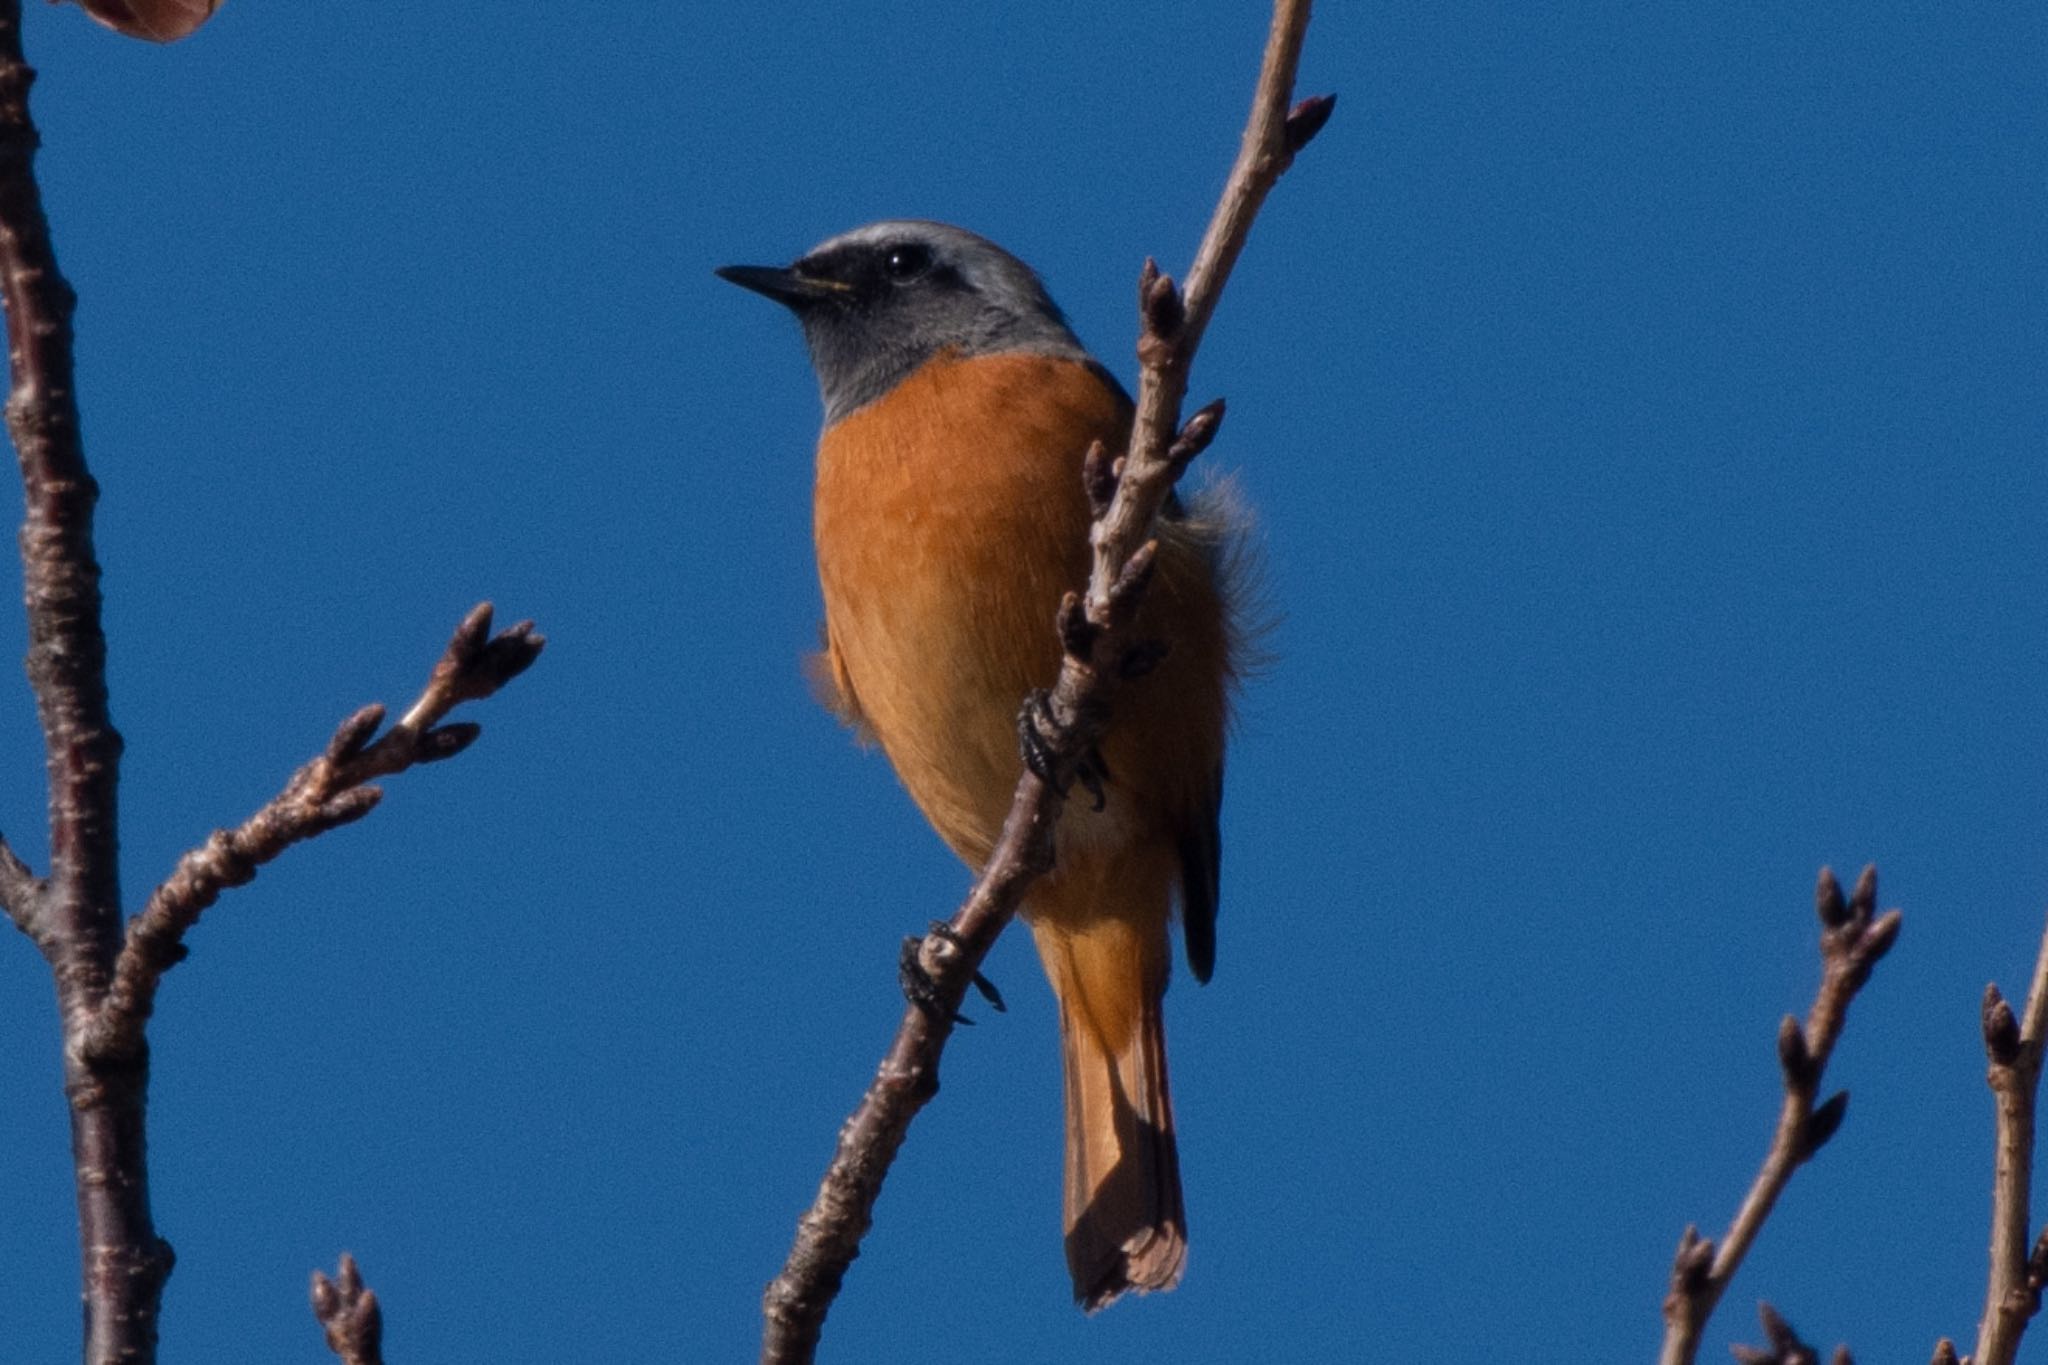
[0,7,175,1360]
[1659,866,1901,1365]
[1972,909,2048,1365]
[758,4,1331,1361]
[0,0,123,1003]
[88,603,543,1059]
[311,1254,385,1365]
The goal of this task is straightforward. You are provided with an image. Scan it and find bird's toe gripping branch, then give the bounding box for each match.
[899,920,1007,1026]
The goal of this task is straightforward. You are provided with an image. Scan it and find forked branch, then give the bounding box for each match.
[0,5,541,1358]
[1659,866,1900,1365]
[89,603,544,1061]
[758,3,1331,1361]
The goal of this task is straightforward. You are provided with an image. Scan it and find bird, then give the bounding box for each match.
[718,220,1243,1311]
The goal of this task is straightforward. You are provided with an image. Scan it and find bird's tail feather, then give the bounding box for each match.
[1035,914,1186,1310]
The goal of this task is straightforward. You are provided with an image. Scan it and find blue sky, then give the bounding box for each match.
[0,3,2043,1361]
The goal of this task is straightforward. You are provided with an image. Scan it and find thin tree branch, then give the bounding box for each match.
[1178,5,1330,362]
[1659,866,1901,1365]
[0,829,47,944]
[311,1254,385,1365]
[758,4,1330,1361]
[1731,1302,1853,1365]
[1971,908,2048,1365]
[87,603,543,1059]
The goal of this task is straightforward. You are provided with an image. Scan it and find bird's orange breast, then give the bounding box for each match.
[813,350,1122,863]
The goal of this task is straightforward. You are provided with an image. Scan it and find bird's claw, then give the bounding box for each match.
[1017,692,1111,811]
[899,920,1006,1024]
[1017,690,1062,786]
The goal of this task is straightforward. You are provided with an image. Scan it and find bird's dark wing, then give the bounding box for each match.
[1178,760,1224,983]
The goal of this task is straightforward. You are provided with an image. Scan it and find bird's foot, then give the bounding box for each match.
[1017,690,1063,786]
[899,920,1006,1025]
[1017,692,1111,811]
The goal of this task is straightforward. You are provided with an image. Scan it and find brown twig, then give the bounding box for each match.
[88,602,543,1060]
[311,1254,385,1365]
[1659,866,1901,1365]
[1971,909,2048,1365]
[758,4,1330,1361]
[1731,1302,1853,1365]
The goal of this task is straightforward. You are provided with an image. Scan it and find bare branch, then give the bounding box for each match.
[86,604,543,1059]
[1659,865,1901,1365]
[1731,1302,1852,1365]
[758,5,1328,1361]
[311,1254,385,1365]
[0,1,538,1355]
[1179,10,1330,358]
[0,0,123,992]
[0,6,179,1357]
[1972,908,2048,1365]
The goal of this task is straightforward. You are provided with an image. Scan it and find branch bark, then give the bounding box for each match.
[1659,866,1901,1365]
[0,8,168,1358]
[758,4,1330,1361]
[1971,910,2048,1365]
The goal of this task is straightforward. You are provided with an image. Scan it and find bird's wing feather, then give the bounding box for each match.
[1177,760,1224,983]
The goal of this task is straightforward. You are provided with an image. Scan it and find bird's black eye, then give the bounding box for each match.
[882,243,933,282]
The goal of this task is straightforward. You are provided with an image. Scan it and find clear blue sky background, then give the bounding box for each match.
[0,3,2042,1361]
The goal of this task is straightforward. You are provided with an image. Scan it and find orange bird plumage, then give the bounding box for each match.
[720,221,1241,1310]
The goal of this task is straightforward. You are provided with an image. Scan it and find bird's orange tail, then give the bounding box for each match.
[1032,907,1186,1311]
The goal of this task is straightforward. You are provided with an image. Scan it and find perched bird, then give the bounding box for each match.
[719,221,1243,1310]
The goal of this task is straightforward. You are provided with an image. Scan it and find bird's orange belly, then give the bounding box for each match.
[812,352,1118,863]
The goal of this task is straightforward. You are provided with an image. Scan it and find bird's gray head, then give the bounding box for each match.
[717,220,1091,423]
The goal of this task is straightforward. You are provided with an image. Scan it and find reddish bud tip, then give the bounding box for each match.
[1284,93,1337,154]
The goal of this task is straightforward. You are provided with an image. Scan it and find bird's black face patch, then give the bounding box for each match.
[791,240,965,309]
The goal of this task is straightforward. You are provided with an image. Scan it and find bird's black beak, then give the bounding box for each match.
[715,263,847,310]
